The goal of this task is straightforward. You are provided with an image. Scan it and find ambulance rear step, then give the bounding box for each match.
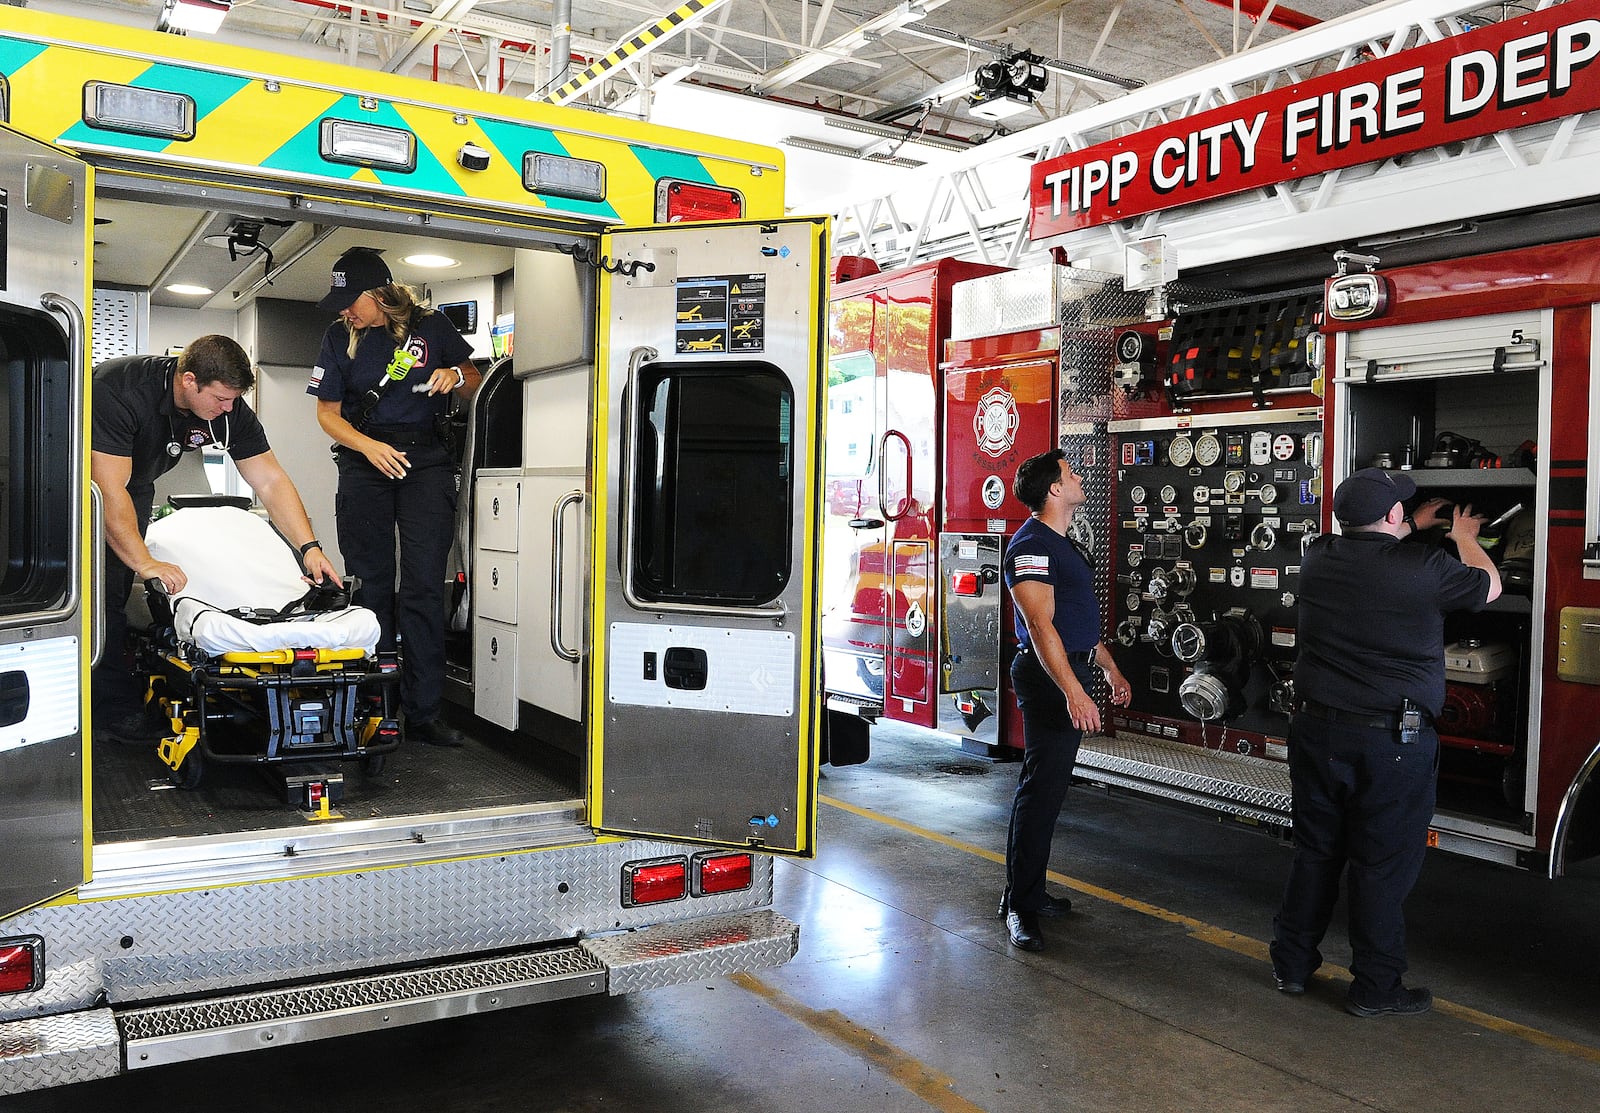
[1077,733,1294,829]
[0,910,796,1089]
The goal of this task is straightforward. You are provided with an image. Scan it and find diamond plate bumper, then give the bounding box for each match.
[0,1009,120,1096]
[583,908,798,996]
[1078,732,1294,827]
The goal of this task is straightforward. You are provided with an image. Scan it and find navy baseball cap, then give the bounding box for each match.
[318,249,392,312]
[1333,467,1416,527]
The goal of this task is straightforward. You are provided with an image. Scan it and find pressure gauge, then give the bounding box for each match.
[1171,622,1207,663]
[1168,435,1195,467]
[1195,433,1222,467]
[1125,591,1143,613]
[1127,548,1143,567]
[1258,483,1280,505]
[1272,433,1297,461]
[1223,469,1246,493]
[1159,484,1178,505]
[1129,484,1147,505]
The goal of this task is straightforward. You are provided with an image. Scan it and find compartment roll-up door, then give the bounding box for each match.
[1338,309,1545,383]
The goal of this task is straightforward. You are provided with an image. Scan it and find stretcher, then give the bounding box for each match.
[137,499,401,790]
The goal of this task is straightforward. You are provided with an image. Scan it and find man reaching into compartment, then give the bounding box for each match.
[91,335,339,744]
[1271,467,1500,1016]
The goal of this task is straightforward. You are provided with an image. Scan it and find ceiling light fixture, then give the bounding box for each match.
[402,254,461,268]
[780,136,925,169]
[165,283,214,297]
[823,117,968,152]
[156,0,232,36]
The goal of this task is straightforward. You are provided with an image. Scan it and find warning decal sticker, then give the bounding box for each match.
[676,273,766,353]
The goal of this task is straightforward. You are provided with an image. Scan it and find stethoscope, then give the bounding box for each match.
[164,367,232,457]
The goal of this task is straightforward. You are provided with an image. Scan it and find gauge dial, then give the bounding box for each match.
[1194,433,1222,467]
[1159,484,1178,505]
[1126,548,1143,568]
[1167,436,1195,467]
[1129,484,1147,505]
[1223,469,1246,493]
[1258,483,1280,505]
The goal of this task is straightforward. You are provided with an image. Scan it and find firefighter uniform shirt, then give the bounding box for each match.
[1294,530,1491,718]
[307,312,472,428]
[93,354,271,492]
[1003,517,1101,654]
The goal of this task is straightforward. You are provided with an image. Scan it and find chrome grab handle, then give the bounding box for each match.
[879,429,913,522]
[550,488,584,663]
[618,345,787,620]
[89,482,105,667]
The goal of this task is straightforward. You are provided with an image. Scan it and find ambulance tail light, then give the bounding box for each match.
[950,571,981,597]
[656,179,743,223]
[622,857,688,906]
[0,937,43,995]
[692,851,753,896]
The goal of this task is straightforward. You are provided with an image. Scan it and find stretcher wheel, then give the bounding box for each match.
[170,752,204,790]
[361,753,387,776]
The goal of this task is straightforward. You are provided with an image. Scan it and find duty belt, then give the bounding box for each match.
[1297,698,1426,731]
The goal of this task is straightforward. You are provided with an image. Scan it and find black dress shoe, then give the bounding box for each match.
[409,719,465,748]
[1346,986,1432,1017]
[1273,971,1306,995]
[1006,910,1044,951]
[997,893,1073,918]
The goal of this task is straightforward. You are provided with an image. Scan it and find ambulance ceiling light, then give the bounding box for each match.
[157,0,232,35]
[402,254,459,268]
[165,283,214,297]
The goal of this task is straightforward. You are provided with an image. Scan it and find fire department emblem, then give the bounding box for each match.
[974,386,1019,458]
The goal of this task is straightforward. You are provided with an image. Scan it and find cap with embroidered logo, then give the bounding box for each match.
[318,250,392,312]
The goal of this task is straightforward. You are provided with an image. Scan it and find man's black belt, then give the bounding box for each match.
[366,423,437,446]
[1017,644,1096,666]
[1297,698,1419,730]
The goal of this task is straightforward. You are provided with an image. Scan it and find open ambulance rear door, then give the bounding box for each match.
[590,217,826,856]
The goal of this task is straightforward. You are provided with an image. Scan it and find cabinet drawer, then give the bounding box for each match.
[474,478,520,553]
[473,619,519,729]
[475,553,519,625]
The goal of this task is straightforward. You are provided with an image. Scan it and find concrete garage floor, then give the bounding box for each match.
[13,722,1600,1112]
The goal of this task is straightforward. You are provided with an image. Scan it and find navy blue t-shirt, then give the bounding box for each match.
[307,311,473,427]
[1003,516,1101,653]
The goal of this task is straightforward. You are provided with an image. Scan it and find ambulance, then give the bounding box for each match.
[0,9,824,1094]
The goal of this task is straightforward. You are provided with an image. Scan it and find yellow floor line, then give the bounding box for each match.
[819,793,1600,1065]
[731,972,990,1113]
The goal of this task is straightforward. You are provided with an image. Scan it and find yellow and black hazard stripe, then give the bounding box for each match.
[544,0,726,106]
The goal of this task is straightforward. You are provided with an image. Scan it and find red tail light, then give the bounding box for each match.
[950,571,981,596]
[693,852,753,896]
[657,179,743,223]
[623,857,688,906]
[0,938,43,995]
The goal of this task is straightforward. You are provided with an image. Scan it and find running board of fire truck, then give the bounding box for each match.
[1076,733,1293,830]
[0,911,796,1087]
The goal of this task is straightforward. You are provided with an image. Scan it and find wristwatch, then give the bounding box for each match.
[299,539,323,557]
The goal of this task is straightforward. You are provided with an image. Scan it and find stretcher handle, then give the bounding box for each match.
[551,489,585,663]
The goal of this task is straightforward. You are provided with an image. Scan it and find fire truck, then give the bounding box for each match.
[0,9,824,1095]
[822,0,1600,878]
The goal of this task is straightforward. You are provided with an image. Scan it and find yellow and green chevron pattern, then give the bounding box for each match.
[0,8,782,224]
[544,0,727,107]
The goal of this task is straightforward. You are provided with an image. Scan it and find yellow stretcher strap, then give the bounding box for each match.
[217,647,368,666]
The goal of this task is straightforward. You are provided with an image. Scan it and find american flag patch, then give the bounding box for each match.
[1012,554,1050,578]
[307,364,326,390]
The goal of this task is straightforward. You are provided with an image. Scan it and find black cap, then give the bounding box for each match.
[318,250,391,312]
[1333,467,1416,527]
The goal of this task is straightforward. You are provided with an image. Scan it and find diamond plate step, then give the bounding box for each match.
[0,1009,120,1096]
[582,908,799,995]
[1077,733,1294,828]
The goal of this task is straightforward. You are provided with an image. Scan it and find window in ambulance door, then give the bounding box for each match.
[0,314,74,616]
[633,363,793,606]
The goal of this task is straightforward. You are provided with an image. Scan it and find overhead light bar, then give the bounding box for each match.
[822,117,968,152]
[781,136,925,169]
[156,0,232,35]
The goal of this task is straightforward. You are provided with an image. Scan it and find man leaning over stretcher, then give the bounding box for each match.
[90,334,337,745]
